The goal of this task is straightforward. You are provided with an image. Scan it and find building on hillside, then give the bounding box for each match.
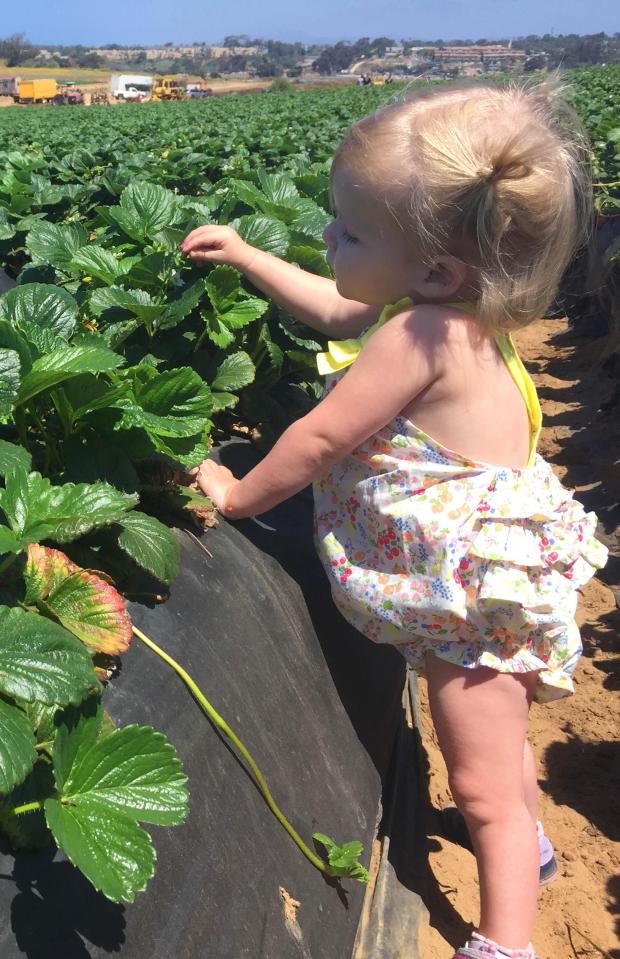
[429,45,526,73]
[89,45,261,62]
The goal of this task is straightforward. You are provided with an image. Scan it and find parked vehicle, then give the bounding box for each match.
[0,76,20,99]
[151,76,187,100]
[17,79,57,104]
[187,82,213,99]
[110,74,153,101]
[54,84,84,106]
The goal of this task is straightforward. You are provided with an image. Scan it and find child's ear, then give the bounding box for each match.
[421,257,469,297]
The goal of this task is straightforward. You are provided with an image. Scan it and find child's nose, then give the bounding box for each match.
[322,221,337,249]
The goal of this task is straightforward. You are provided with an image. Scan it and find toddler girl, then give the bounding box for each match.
[182,79,607,958]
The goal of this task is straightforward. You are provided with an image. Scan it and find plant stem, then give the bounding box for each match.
[193,326,208,353]
[8,800,43,817]
[132,625,329,876]
[0,553,17,575]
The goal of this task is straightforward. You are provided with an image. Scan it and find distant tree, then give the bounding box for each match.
[223,35,251,48]
[77,52,104,68]
[0,32,35,67]
[254,56,282,77]
[217,54,249,73]
[312,41,354,74]
[352,37,372,59]
[370,36,395,57]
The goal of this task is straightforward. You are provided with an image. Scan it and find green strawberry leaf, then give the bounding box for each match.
[107,182,178,242]
[0,606,98,705]
[0,698,37,794]
[0,439,31,476]
[44,798,155,903]
[0,466,138,544]
[0,284,78,353]
[45,702,188,902]
[0,348,21,417]
[17,343,124,405]
[118,367,212,438]
[204,265,240,315]
[230,214,290,257]
[54,715,188,826]
[313,832,369,883]
[69,246,132,284]
[211,352,255,392]
[89,286,164,326]
[25,221,89,270]
[117,512,180,585]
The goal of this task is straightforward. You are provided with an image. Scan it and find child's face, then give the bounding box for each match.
[323,166,422,305]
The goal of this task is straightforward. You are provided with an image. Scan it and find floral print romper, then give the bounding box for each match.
[313,301,607,703]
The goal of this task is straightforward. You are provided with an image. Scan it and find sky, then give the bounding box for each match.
[4,0,618,47]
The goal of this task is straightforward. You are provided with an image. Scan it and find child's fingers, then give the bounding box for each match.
[181,225,226,252]
[187,249,219,261]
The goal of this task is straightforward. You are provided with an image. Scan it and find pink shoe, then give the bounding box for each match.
[453,932,538,958]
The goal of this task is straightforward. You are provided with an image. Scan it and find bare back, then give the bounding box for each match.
[397,307,532,469]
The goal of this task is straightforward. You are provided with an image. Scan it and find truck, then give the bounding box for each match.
[186,82,212,99]
[0,76,20,99]
[109,75,153,101]
[17,79,57,104]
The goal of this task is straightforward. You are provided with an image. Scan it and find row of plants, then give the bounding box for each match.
[0,69,615,906]
[0,87,389,904]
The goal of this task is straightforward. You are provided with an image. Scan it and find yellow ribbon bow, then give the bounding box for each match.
[316,298,479,376]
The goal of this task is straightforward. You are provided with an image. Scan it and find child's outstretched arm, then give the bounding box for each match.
[195,306,441,518]
[181,224,381,337]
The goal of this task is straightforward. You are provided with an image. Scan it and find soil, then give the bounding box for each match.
[417,317,620,959]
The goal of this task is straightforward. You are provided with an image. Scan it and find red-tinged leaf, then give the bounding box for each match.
[41,571,132,656]
[24,544,132,656]
[24,544,77,605]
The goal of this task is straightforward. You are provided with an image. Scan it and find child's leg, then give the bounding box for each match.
[425,654,539,951]
[522,740,538,824]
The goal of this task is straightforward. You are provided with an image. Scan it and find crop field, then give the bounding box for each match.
[0,68,617,922]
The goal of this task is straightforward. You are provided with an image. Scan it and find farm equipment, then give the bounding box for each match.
[151,76,188,101]
[17,79,57,104]
[54,84,84,106]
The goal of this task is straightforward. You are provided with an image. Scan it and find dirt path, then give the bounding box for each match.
[418,318,620,959]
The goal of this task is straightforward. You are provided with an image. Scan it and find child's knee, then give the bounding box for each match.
[448,768,524,827]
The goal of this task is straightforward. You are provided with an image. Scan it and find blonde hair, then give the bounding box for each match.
[332,78,592,332]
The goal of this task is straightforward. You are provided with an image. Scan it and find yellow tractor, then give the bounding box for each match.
[151,76,187,101]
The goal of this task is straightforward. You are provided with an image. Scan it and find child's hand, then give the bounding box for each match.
[181,225,258,272]
[189,459,239,514]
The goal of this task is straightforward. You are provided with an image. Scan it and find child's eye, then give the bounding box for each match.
[342,230,358,244]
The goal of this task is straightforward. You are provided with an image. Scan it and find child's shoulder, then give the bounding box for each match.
[374,300,479,352]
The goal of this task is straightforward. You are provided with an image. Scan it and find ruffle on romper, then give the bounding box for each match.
[455,458,608,702]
